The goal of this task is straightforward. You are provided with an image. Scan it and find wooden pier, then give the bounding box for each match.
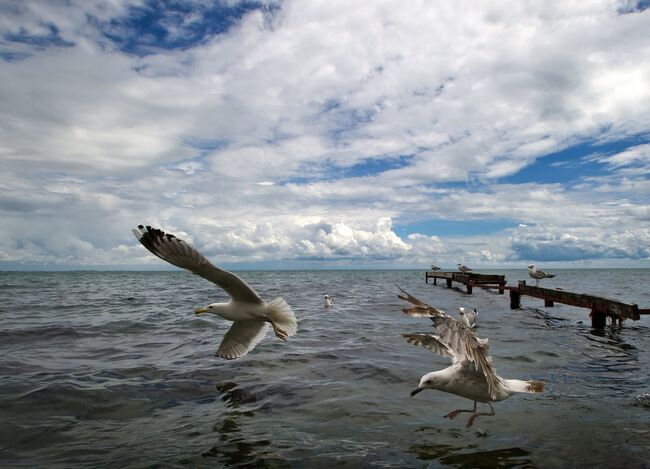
[509,280,642,327]
[425,271,506,294]
[425,270,648,328]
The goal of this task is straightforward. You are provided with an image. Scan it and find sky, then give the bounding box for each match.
[0,0,649,270]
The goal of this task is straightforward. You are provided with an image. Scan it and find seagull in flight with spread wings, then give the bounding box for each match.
[133,225,297,359]
[396,287,544,427]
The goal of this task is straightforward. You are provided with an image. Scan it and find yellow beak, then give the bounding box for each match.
[194,307,209,315]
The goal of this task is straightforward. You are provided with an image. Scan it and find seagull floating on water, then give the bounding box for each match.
[324,294,334,308]
[457,263,472,273]
[458,307,478,329]
[527,264,555,287]
[397,287,544,428]
[132,225,297,359]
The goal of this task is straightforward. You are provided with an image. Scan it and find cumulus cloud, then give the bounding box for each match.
[510,224,650,262]
[0,1,649,268]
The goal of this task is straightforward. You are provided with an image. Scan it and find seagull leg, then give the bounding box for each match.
[270,321,288,341]
[466,402,495,428]
[444,401,477,420]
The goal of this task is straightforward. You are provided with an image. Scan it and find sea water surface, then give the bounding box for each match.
[0,269,649,468]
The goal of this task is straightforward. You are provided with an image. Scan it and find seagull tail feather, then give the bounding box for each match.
[505,379,545,394]
[267,297,298,337]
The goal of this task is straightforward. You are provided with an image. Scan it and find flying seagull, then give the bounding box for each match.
[324,294,334,308]
[458,307,478,329]
[527,264,555,287]
[457,263,472,273]
[396,287,544,428]
[132,225,297,359]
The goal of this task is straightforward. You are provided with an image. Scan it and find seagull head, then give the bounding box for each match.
[528,264,535,269]
[195,303,218,315]
[457,307,465,315]
[410,372,442,397]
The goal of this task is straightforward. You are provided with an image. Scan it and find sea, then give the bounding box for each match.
[0,269,649,468]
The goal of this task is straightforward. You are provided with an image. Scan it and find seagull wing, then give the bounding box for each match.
[402,333,458,361]
[466,310,478,327]
[133,225,263,304]
[397,288,502,400]
[217,321,269,359]
[396,284,447,318]
[538,269,555,278]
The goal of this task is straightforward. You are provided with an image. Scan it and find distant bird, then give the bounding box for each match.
[457,263,472,273]
[396,287,545,428]
[132,225,297,359]
[431,265,441,271]
[528,264,555,287]
[324,294,334,308]
[458,307,478,329]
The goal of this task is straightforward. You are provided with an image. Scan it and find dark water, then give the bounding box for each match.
[1,269,649,468]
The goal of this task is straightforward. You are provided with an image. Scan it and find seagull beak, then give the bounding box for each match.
[194,307,209,315]
[410,387,423,397]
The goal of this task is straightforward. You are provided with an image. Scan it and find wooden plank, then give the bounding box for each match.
[516,281,640,321]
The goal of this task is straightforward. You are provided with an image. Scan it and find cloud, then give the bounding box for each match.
[0,1,649,267]
[509,224,650,262]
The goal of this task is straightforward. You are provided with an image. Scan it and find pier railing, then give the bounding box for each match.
[425,270,647,328]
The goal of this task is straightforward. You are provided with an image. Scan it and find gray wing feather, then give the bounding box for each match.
[402,333,457,361]
[217,321,269,359]
[133,225,263,304]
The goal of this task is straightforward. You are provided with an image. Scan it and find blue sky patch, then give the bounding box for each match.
[501,134,650,185]
[395,219,514,238]
[95,0,275,55]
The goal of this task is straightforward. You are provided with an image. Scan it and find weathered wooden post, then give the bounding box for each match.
[498,282,505,294]
[590,303,607,328]
[510,289,521,309]
[425,272,429,284]
[544,299,554,307]
[433,276,437,286]
[466,282,473,294]
[446,278,452,288]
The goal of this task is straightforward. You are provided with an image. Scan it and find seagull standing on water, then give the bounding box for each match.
[133,225,297,359]
[457,263,472,273]
[324,294,334,308]
[397,288,544,428]
[458,307,478,329]
[528,264,555,287]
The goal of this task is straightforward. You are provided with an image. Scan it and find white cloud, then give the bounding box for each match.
[0,1,649,267]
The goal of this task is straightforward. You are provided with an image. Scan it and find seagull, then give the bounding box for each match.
[396,287,544,428]
[132,225,297,359]
[457,263,472,273]
[324,294,334,308]
[458,307,478,329]
[528,264,555,287]
[431,265,441,271]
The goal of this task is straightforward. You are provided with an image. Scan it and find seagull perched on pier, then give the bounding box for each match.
[431,265,441,271]
[528,264,555,287]
[457,263,472,273]
[324,294,334,308]
[396,287,544,428]
[458,307,478,329]
[132,225,297,359]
